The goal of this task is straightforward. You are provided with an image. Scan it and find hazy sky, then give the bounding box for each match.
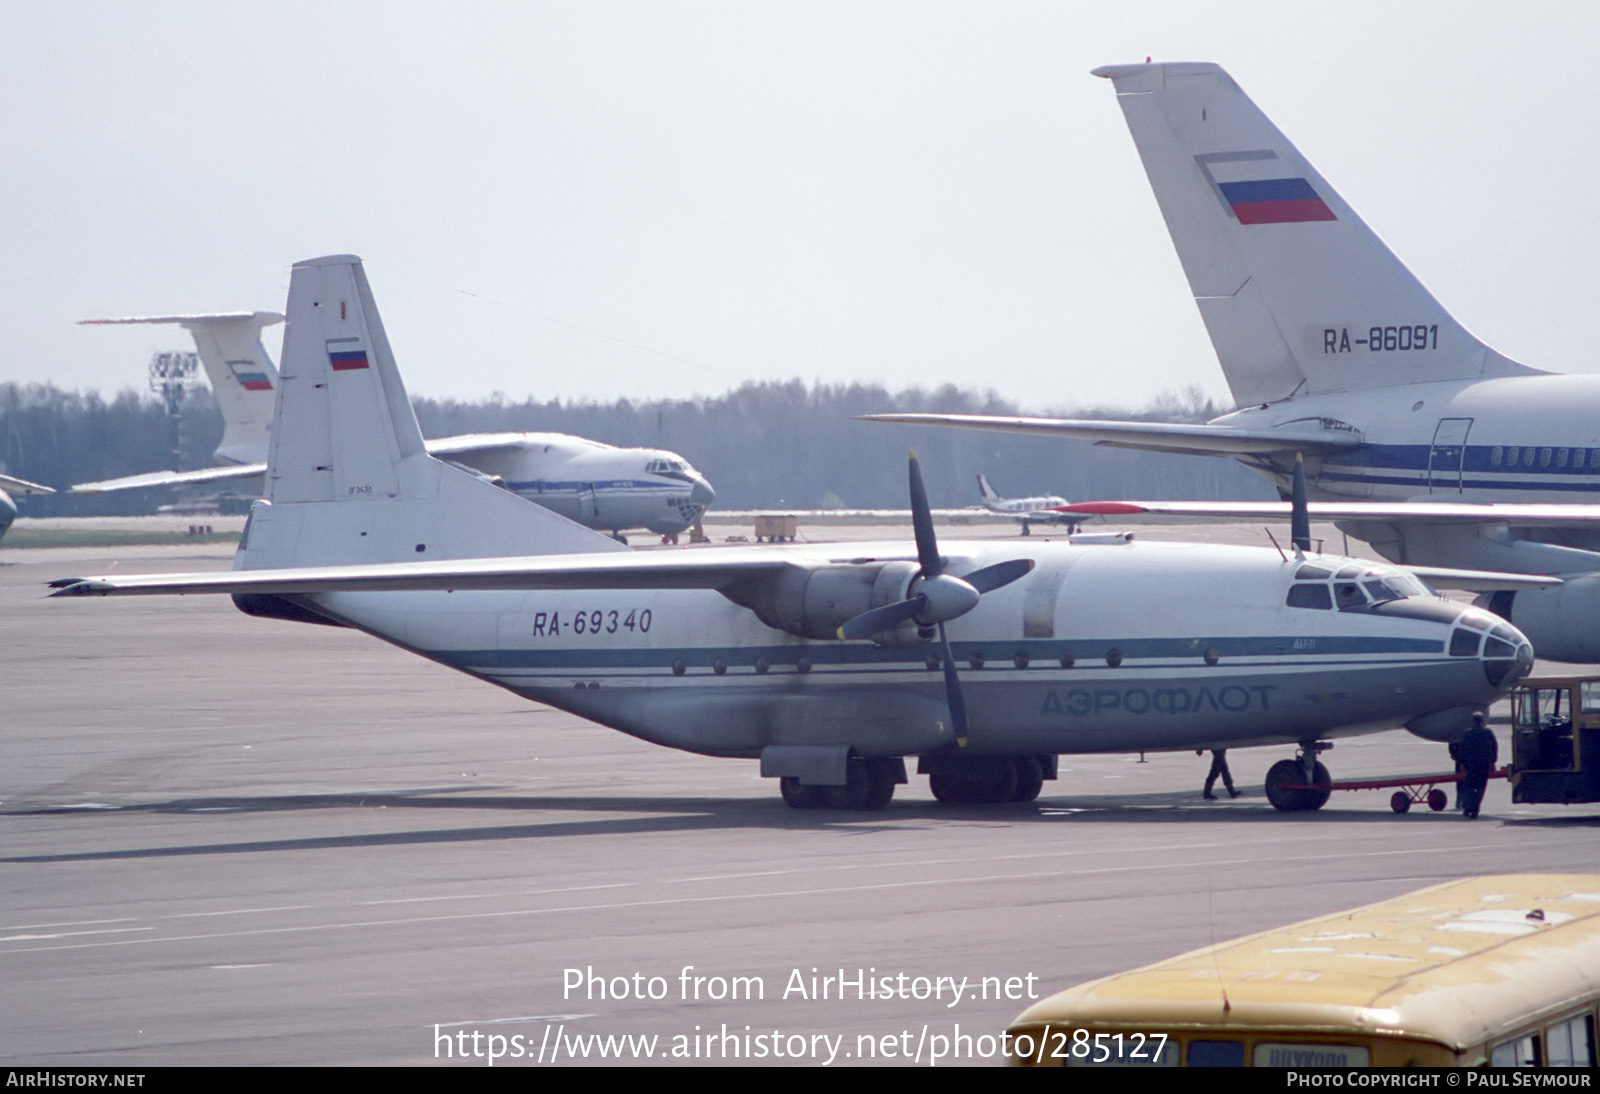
[6,2,1599,412]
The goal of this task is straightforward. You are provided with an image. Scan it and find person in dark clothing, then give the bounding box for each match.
[1457,713,1498,819]
[1203,749,1240,800]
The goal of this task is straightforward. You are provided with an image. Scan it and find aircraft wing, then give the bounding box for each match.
[423,433,546,459]
[1057,499,1600,528]
[47,546,921,598]
[71,463,267,494]
[68,436,534,494]
[859,413,1363,457]
[0,472,54,496]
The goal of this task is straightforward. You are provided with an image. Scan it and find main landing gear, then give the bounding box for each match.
[1264,741,1333,812]
[781,756,902,811]
[777,755,1051,810]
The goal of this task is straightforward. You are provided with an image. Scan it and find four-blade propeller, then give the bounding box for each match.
[836,453,1035,745]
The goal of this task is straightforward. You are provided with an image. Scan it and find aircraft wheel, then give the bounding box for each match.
[1265,760,1331,812]
[1427,788,1449,812]
[1390,791,1411,814]
[861,758,898,810]
[930,758,1020,804]
[780,777,826,809]
[1010,757,1045,802]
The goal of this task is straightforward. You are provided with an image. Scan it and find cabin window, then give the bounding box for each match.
[1491,446,1504,466]
[1541,448,1554,467]
[1287,584,1333,610]
[1546,1012,1596,1067]
[1508,448,1520,467]
[1558,448,1570,468]
[1525,447,1537,466]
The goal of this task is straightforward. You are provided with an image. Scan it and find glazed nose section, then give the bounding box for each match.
[1480,618,1534,689]
[690,474,716,509]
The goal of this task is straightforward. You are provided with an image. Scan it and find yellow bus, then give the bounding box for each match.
[1007,875,1600,1067]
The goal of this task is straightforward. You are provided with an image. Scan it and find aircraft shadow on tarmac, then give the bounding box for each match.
[9,786,1590,864]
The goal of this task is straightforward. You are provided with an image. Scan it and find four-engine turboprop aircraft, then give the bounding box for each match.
[50,255,1538,811]
[975,474,1079,536]
[74,312,715,541]
[865,62,1600,663]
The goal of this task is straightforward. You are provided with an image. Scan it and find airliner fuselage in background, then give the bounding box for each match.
[75,312,715,540]
[867,62,1600,662]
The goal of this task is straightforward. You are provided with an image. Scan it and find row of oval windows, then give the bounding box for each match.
[1488,446,1600,469]
[638,648,1228,678]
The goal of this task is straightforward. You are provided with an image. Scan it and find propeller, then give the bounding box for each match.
[1290,452,1311,555]
[836,452,1035,746]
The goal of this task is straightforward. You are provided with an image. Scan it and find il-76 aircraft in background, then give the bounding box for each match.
[0,471,53,541]
[75,312,715,541]
[975,473,1079,536]
[867,61,1600,663]
[51,255,1539,812]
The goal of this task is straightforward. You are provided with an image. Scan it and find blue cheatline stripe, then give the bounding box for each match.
[506,480,685,493]
[1309,443,1600,493]
[437,634,1444,672]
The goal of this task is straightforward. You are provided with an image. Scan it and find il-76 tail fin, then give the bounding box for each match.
[1093,62,1539,405]
[237,255,619,571]
[80,312,283,466]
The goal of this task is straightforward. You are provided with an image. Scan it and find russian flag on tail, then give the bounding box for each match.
[326,337,370,370]
[1219,178,1336,225]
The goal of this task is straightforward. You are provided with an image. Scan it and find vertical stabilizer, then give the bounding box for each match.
[1093,62,1539,405]
[239,255,621,570]
[79,312,283,465]
[976,474,1001,504]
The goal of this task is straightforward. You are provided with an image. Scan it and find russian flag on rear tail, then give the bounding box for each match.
[1219,177,1336,225]
[326,337,370,370]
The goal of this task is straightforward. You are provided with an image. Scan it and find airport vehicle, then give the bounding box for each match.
[975,474,1077,536]
[866,62,1600,662]
[0,471,53,541]
[49,255,1538,810]
[75,312,715,541]
[1509,673,1600,805]
[1007,874,1600,1067]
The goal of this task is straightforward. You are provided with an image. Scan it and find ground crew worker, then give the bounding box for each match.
[1457,713,1498,819]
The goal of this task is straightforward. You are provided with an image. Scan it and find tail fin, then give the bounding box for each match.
[1093,62,1539,405]
[238,255,619,570]
[80,312,283,465]
[976,473,1000,503]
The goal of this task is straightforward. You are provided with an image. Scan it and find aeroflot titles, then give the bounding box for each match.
[1040,684,1277,718]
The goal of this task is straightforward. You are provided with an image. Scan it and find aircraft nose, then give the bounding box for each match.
[1479,617,1534,689]
[690,475,716,508]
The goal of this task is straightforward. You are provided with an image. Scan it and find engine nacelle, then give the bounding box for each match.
[1479,575,1600,664]
[726,560,926,645]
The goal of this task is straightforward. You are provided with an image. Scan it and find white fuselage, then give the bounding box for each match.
[305,538,1525,760]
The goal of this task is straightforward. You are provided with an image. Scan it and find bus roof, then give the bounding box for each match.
[1012,875,1600,1051]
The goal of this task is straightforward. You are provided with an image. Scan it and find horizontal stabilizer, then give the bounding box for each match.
[72,463,266,494]
[0,472,55,496]
[862,413,1361,456]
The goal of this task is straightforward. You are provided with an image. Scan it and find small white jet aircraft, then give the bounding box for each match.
[0,471,53,541]
[75,312,715,541]
[866,62,1600,663]
[976,473,1078,536]
[49,255,1538,811]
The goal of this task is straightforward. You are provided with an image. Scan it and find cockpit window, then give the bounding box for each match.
[1287,584,1333,610]
[1295,564,1332,580]
[1334,582,1367,607]
[1336,565,1363,580]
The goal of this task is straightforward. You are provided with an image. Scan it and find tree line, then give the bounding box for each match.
[0,379,1271,516]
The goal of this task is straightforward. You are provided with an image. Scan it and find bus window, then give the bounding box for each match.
[1187,1040,1245,1067]
[1492,1032,1541,1067]
[1546,1013,1595,1067]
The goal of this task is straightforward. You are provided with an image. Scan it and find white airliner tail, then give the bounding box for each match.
[1094,62,1540,406]
[80,312,284,466]
[237,255,620,571]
